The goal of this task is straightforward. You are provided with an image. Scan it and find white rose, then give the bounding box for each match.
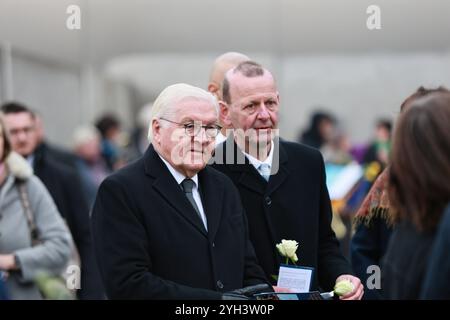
[334,279,355,296]
[276,239,299,261]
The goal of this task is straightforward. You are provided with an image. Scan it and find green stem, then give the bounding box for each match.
[285,257,288,265]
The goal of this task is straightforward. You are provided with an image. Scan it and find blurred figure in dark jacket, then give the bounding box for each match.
[34,114,79,170]
[95,114,125,171]
[0,273,8,300]
[299,111,335,149]
[72,125,110,208]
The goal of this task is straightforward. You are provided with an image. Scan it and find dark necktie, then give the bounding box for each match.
[181,178,202,219]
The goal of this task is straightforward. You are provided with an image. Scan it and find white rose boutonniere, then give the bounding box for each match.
[276,239,299,265]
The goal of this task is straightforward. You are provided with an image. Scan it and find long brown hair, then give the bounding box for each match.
[389,92,450,232]
[0,114,12,162]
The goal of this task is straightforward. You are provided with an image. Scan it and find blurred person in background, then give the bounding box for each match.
[0,102,103,299]
[95,113,127,171]
[299,111,336,150]
[362,119,392,168]
[73,125,111,208]
[208,52,250,145]
[34,113,79,170]
[127,103,153,161]
[0,115,72,299]
[321,128,353,165]
[351,86,449,300]
[0,271,8,299]
[382,90,450,299]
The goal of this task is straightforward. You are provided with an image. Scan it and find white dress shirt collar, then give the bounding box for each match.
[157,153,207,230]
[158,154,199,186]
[242,141,274,171]
[215,131,228,146]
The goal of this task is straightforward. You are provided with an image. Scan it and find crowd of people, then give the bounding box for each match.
[0,52,449,300]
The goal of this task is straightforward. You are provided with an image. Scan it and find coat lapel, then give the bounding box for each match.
[266,138,289,196]
[225,140,266,195]
[221,136,289,196]
[198,167,224,242]
[144,145,208,237]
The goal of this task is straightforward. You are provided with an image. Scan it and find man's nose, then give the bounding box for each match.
[17,131,28,142]
[193,127,209,144]
[257,104,270,120]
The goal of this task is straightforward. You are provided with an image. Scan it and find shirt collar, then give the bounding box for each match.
[215,131,227,146]
[243,140,274,170]
[27,154,35,168]
[158,153,199,186]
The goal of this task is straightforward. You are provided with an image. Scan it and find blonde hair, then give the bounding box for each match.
[148,83,218,142]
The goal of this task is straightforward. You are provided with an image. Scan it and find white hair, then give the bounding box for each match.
[148,83,219,142]
[72,125,100,148]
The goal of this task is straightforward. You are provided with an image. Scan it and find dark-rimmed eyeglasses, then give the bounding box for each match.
[159,118,222,138]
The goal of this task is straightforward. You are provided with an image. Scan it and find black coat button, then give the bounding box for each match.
[212,242,215,248]
[265,196,272,205]
[217,280,224,289]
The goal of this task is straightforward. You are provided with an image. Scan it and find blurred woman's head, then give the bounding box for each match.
[0,114,12,163]
[389,91,450,232]
[400,86,450,112]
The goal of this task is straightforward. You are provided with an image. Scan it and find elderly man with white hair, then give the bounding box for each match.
[91,83,270,299]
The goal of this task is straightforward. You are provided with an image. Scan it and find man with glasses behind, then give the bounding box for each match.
[91,83,270,299]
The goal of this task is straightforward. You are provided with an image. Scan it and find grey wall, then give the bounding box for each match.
[10,51,82,146]
[281,53,450,143]
[2,48,450,148]
[3,50,134,148]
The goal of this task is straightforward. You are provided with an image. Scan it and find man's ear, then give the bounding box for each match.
[208,83,219,96]
[152,119,161,144]
[219,101,232,128]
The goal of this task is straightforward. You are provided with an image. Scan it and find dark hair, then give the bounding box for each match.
[299,111,335,149]
[0,115,12,162]
[95,114,120,138]
[0,102,36,118]
[222,61,265,104]
[389,91,450,232]
[376,119,392,135]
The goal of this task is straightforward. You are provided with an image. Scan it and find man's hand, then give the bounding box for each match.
[335,274,364,300]
[272,286,293,293]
